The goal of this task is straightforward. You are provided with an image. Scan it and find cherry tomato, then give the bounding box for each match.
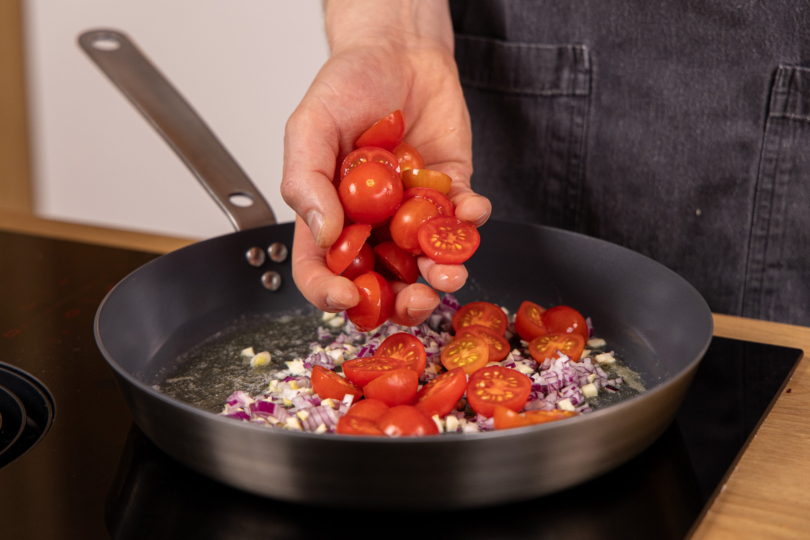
[452,302,508,335]
[363,368,419,407]
[371,223,393,245]
[514,300,548,341]
[402,187,454,216]
[528,333,586,363]
[377,405,439,437]
[342,356,408,387]
[346,271,394,332]
[374,333,427,374]
[340,147,400,180]
[417,216,480,264]
[414,367,468,418]
[341,242,375,280]
[401,169,452,194]
[339,162,403,225]
[541,305,589,341]
[456,325,511,362]
[493,405,531,430]
[466,366,532,417]
[440,334,489,375]
[346,398,390,422]
[390,197,441,255]
[373,241,419,284]
[326,224,372,276]
[355,110,405,152]
[335,415,384,436]
[392,142,425,171]
[524,409,579,424]
[310,365,363,401]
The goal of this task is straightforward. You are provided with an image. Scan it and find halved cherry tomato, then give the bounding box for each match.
[355,110,405,152]
[515,300,547,341]
[310,365,363,401]
[373,333,427,374]
[339,162,403,225]
[402,187,454,216]
[392,142,425,171]
[456,325,511,362]
[524,409,579,424]
[390,197,441,255]
[401,169,452,194]
[377,405,439,437]
[326,224,372,276]
[418,216,480,264]
[346,271,394,332]
[342,356,408,387]
[335,415,384,436]
[466,366,532,417]
[346,398,390,422]
[528,333,586,362]
[363,368,419,407]
[341,242,375,280]
[541,305,589,341]
[440,334,489,375]
[414,367,468,418]
[373,241,419,284]
[492,406,579,431]
[340,147,400,180]
[452,302,508,335]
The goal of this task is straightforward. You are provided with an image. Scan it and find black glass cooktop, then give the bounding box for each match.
[0,230,802,539]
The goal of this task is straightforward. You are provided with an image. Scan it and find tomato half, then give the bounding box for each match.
[355,110,405,152]
[493,405,531,430]
[528,333,586,362]
[417,216,480,264]
[346,398,390,422]
[401,169,452,194]
[414,367,468,418]
[452,302,508,335]
[440,334,489,375]
[341,242,375,280]
[390,197,441,254]
[377,405,439,437]
[338,162,403,225]
[310,365,363,401]
[541,305,589,341]
[342,356,408,387]
[340,147,400,180]
[346,271,394,332]
[515,300,548,341]
[466,366,532,417]
[524,409,579,424]
[363,368,419,407]
[456,325,511,362]
[402,187,454,216]
[373,333,427,374]
[392,142,425,171]
[326,224,372,276]
[335,415,384,436]
[373,241,419,284]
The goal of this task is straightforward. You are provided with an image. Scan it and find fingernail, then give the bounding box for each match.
[325,294,351,310]
[406,306,435,321]
[473,209,491,227]
[307,210,324,245]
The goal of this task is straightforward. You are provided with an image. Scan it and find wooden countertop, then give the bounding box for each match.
[1,212,808,539]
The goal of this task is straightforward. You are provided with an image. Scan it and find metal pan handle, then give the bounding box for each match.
[79,29,276,231]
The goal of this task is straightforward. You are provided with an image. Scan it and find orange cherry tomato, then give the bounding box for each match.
[528,333,586,363]
[440,335,489,375]
[342,356,408,387]
[377,405,439,437]
[393,142,425,171]
[452,302,508,335]
[402,187,454,217]
[515,300,548,341]
[401,169,452,194]
[363,369,419,407]
[373,333,427,375]
[373,241,419,284]
[346,398,390,422]
[390,197,441,255]
[335,415,384,436]
[456,325,511,362]
[341,242,375,281]
[346,271,394,332]
[492,405,531,430]
[326,224,372,276]
[355,110,405,152]
[338,162,403,225]
[418,216,481,264]
[524,409,579,424]
[466,366,532,417]
[310,365,363,401]
[541,305,589,341]
[414,367,468,418]
[340,147,400,180]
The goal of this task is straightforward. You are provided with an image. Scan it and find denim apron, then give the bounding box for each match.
[451,0,810,326]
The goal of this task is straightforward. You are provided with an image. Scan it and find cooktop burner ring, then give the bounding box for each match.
[0,385,25,459]
[0,364,55,468]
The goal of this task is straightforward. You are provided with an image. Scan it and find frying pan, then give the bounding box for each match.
[85,30,713,510]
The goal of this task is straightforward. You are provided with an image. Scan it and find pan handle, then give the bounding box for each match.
[78,29,276,231]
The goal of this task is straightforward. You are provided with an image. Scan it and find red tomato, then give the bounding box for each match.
[392,142,425,171]
[390,197,441,255]
[417,216,480,264]
[377,405,439,437]
[414,367,468,418]
[466,366,532,417]
[440,334,489,375]
[402,187,454,217]
[541,305,589,341]
[363,368,419,407]
[335,415,384,436]
[373,241,419,284]
[326,224,372,276]
[310,365,363,401]
[371,223,393,245]
[528,333,585,363]
[374,333,427,374]
[456,325,511,362]
[341,242,375,280]
[340,147,400,180]
[346,398,390,422]
[401,169,452,194]
[493,405,531,430]
[355,110,405,152]
[342,356,408,387]
[346,271,394,332]
[339,162,403,225]
[514,300,548,341]
[452,302,508,335]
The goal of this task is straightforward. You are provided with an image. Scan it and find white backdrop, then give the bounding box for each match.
[24,0,329,238]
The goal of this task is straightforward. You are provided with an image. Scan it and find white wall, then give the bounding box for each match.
[24,0,329,239]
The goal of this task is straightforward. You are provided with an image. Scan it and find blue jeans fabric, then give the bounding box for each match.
[450,0,810,325]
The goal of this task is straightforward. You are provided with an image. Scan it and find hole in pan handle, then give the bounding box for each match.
[78,29,276,232]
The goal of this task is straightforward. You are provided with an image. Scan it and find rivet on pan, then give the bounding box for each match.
[267,242,288,263]
[245,247,265,267]
[261,271,282,291]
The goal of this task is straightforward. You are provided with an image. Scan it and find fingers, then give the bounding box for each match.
[448,183,492,228]
[388,282,440,326]
[417,256,468,293]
